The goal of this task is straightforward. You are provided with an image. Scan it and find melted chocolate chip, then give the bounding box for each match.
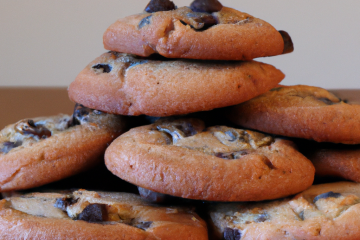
[1,141,22,154]
[224,228,241,240]
[313,191,342,203]
[92,64,112,73]
[54,197,78,211]
[175,122,198,137]
[15,120,52,139]
[190,0,223,13]
[182,12,218,31]
[138,15,152,29]
[71,103,91,126]
[279,31,294,54]
[132,221,153,230]
[145,0,176,13]
[317,97,336,105]
[77,204,107,222]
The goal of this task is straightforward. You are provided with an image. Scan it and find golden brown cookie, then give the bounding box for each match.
[105,118,315,202]
[68,52,285,117]
[0,104,126,192]
[227,85,360,144]
[0,189,208,240]
[103,0,293,60]
[209,181,360,240]
[298,140,360,183]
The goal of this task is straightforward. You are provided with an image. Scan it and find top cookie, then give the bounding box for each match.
[103,0,293,60]
[227,85,360,144]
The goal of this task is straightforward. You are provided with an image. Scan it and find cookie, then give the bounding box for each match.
[0,104,126,192]
[227,85,360,144]
[68,52,285,117]
[103,0,293,60]
[105,118,315,201]
[0,189,208,240]
[298,141,360,183]
[209,181,360,240]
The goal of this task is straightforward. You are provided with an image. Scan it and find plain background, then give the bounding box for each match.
[0,0,359,88]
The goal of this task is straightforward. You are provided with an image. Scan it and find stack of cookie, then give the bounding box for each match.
[2,0,360,239]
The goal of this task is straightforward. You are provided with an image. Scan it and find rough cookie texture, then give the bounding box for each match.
[227,85,360,144]
[68,52,284,117]
[0,104,126,192]
[209,182,360,240]
[0,189,208,240]
[105,118,314,201]
[103,4,291,60]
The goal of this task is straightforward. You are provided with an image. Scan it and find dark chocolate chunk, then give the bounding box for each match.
[15,120,52,139]
[54,196,78,211]
[71,103,91,126]
[145,0,176,13]
[224,227,241,240]
[279,30,294,54]
[1,141,22,154]
[317,97,337,105]
[190,0,223,13]
[138,15,152,29]
[313,191,342,203]
[182,12,218,30]
[92,63,112,73]
[77,203,107,222]
[133,220,153,230]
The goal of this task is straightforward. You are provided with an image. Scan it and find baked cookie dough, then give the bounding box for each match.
[227,85,360,144]
[209,181,360,240]
[105,118,314,201]
[68,52,284,117]
[0,189,208,240]
[0,104,126,192]
[103,0,293,60]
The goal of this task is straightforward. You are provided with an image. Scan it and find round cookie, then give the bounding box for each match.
[103,0,293,60]
[68,52,285,117]
[227,85,360,144]
[209,181,360,240]
[0,104,126,192]
[299,141,360,183]
[105,118,315,202]
[0,189,208,240]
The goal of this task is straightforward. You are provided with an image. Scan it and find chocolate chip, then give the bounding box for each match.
[190,0,223,13]
[225,130,237,142]
[15,120,52,139]
[255,213,268,222]
[183,12,218,30]
[1,141,22,154]
[54,196,78,211]
[138,187,167,203]
[138,15,152,29]
[279,31,294,54]
[71,103,91,126]
[145,0,176,13]
[77,204,107,222]
[132,220,153,230]
[92,64,112,73]
[224,228,241,240]
[313,191,342,203]
[317,97,336,105]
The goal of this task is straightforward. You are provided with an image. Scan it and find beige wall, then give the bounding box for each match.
[1,0,359,88]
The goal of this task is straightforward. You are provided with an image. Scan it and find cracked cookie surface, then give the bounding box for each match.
[0,104,126,192]
[0,189,207,240]
[227,85,360,144]
[209,182,360,240]
[103,2,292,60]
[68,52,284,117]
[105,118,314,201]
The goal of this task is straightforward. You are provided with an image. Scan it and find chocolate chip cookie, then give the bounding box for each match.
[68,52,284,117]
[103,0,293,60]
[227,85,360,144]
[105,118,315,201]
[0,189,208,239]
[0,104,126,192]
[209,181,360,240]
